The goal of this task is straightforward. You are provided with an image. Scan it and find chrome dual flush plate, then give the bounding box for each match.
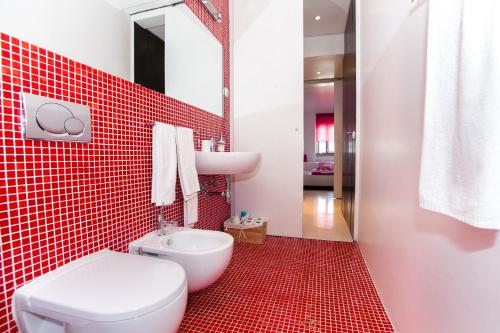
[22,93,92,143]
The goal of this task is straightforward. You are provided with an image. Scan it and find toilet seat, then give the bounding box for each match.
[13,249,187,331]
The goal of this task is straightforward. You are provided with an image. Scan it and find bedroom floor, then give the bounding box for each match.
[302,190,353,242]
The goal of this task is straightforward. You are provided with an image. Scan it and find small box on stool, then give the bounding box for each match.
[224,218,267,244]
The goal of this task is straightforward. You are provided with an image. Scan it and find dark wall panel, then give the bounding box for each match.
[134,22,165,94]
[342,0,356,236]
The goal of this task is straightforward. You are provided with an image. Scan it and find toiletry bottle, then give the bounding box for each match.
[216,133,225,152]
[201,139,212,152]
[210,136,215,152]
[240,210,247,223]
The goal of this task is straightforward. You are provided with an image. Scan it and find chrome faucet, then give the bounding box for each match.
[157,205,179,236]
[157,207,167,236]
[165,221,178,235]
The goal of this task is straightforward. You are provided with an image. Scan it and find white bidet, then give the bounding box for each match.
[130,228,233,292]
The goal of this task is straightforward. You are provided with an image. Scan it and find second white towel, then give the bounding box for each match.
[176,127,200,226]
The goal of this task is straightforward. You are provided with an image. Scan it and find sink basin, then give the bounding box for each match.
[195,152,260,175]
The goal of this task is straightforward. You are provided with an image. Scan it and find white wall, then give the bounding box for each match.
[304,33,344,57]
[232,0,303,237]
[358,1,500,333]
[0,0,131,80]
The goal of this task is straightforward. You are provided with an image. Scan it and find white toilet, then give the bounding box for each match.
[12,250,187,333]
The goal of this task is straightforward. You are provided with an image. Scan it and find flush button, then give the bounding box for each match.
[64,117,85,135]
[23,93,92,142]
[36,103,74,134]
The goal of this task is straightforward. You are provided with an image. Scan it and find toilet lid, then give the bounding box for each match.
[25,250,186,322]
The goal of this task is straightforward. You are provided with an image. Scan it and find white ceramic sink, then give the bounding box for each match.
[195,152,260,175]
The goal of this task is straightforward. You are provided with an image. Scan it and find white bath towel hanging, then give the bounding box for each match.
[176,127,200,226]
[151,122,177,206]
[419,0,500,228]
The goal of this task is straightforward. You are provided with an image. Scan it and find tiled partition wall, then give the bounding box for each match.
[0,0,229,330]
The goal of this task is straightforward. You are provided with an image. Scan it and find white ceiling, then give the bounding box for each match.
[136,15,166,40]
[106,0,350,38]
[303,0,351,37]
[104,0,178,14]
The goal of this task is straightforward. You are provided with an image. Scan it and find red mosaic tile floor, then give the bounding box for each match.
[178,237,393,333]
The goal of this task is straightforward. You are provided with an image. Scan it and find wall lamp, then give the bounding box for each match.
[200,0,222,23]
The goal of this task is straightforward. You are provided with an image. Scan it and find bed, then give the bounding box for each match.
[304,162,334,188]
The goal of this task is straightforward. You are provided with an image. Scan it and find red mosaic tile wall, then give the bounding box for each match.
[0,1,229,331]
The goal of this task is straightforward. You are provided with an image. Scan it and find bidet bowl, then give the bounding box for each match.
[130,228,234,292]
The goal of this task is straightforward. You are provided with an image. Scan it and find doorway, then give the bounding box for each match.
[302,81,351,242]
[301,0,354,242]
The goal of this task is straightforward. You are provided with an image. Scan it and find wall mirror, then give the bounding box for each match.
[132,3,224,117]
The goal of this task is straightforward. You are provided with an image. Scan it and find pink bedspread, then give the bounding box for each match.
[311,163,334,176]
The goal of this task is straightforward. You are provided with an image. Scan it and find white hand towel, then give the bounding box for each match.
[420,0,500,228]
[183,193,198,227]
[176,127,200,225]
[151,122,177,206]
